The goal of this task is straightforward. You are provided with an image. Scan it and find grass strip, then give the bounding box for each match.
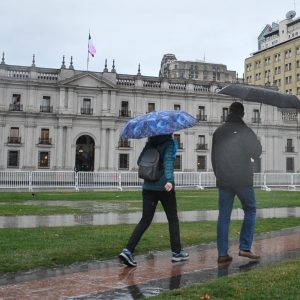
[0,218,299,274]
[0,204,85,216]
[152,258,300,300]
[0,190,299,215]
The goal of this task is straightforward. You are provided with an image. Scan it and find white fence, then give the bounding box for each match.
[0,171,299,191]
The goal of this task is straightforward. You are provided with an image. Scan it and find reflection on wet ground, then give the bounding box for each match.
[0,207,299,228]
[0,227,299,299]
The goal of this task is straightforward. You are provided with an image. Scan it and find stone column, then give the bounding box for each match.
[23,123,36,169]
[64,126,72,170]
[0,123,5,169]
[102,90,108,113]
[56,126,64,169]
[59,88,65,111]
[109,91,116,114]
[108,128,116,170]
[184,131,195,171]
[99,128,107,169]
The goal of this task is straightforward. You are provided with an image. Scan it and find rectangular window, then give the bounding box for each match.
[286,157,294,172]
[7,150,19,168]
[174,104,181,111]
[120,101,130,117]
[119,153,129,170]
[174,155,182,170]
[9,127,20,143]
[222,107,228,122]
[285,49,292,59]
[197,106,207,121]
[285,63,292,71]
[252,109,261,123]
[40,128,50,144]
[197,156,206,171]
[40,96,52,112]
[39,151,50,168]
[10,94,22,111]
[286,139,294,152]
[285,76,292,84]
[174,134,182,149]
[147,103,155,113]
[81,98,93,115]
[197,135,207,150]
[12,94,21,105]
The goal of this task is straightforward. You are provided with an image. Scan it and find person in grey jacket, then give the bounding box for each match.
[119,134,189,267]
[211,102,262,264]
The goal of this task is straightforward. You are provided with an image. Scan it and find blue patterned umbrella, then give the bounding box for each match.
[120,110,198,139]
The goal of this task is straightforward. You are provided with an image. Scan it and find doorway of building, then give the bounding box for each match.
[75,135,95,171]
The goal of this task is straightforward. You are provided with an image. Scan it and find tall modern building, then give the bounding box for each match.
[245,10,300,95]
[0,53,299,173]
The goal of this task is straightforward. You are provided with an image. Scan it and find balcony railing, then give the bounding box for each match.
[39,138,52,145]
[286,146,295,152]
[40,106,53,113]
[119,110,131,117]
[252,117,261,123]
[196,143,208,150]
[9,104,23,111]
[196,114,207,121]
[118,140,131,148]
[81,107,93,115]
[7,136,21,144]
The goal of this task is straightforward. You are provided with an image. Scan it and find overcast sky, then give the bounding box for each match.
[1,0,298,77]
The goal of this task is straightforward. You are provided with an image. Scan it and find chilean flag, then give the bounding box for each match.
[88,34,96,57]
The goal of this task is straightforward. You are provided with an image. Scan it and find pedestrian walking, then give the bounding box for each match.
[211,102,262,264]
[119,134,189,267]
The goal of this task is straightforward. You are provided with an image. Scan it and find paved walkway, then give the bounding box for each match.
[0,227,299,299]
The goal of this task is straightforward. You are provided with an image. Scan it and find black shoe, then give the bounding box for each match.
[119,248,137,267]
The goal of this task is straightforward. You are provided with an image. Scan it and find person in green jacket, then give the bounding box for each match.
[119,134,189,267]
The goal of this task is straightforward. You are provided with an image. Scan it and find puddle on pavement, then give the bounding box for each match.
[0,207,299,228]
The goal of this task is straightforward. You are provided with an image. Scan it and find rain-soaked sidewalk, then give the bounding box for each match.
[0,227,300,299]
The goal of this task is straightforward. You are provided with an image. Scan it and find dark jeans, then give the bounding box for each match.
[126,189,182,253]
[217,186,256,256]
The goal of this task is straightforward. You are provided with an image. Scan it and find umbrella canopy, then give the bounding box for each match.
[218,84,300,109]
[120,110,198,139]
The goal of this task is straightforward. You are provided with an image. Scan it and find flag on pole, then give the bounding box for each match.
[88,33,96,57]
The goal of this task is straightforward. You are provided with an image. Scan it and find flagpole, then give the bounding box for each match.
[87,53,89,71]
[87,30,90,71]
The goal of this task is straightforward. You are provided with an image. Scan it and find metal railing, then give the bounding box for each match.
[0,171,299,191]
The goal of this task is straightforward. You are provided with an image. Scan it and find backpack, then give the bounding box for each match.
[138,145,163,182]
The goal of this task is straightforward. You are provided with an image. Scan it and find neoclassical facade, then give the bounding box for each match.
[0,55,299,173]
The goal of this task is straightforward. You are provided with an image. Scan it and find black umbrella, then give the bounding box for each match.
[218,84,300,109]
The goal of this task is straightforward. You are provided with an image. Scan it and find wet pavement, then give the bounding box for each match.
[0,207,300,228]
[0,227,299,299]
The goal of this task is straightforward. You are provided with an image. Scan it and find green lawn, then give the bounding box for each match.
[0,218,299,274]
[151,258,300,300]
[0,189,299,215]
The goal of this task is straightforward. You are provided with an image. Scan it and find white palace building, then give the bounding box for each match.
[0,53,299,173]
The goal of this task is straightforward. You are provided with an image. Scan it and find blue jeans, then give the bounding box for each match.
[217,187,256,257]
